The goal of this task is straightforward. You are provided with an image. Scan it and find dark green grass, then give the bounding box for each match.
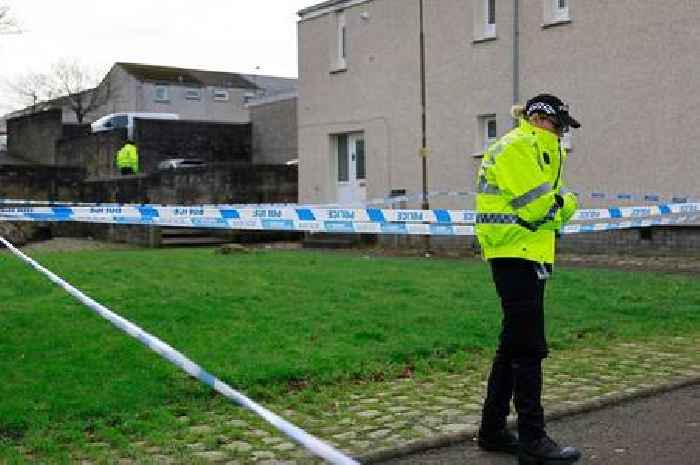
[1,248,698,459]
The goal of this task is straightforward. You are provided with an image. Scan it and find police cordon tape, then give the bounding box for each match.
[0,202,699,236]
[0,235,361,465]
[2,189,698,209]
[365,190,699,207]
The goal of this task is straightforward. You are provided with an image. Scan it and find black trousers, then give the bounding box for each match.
[480,258,550,443]
[120,167,135,175]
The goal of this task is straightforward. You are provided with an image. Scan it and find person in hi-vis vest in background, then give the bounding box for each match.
[475,94,582,465]
[116,139,139,175]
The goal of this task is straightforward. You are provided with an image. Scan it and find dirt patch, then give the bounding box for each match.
[14,238,137,253]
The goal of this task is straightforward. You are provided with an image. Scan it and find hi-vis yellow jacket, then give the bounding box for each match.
[116,143,139,172]
[475,119,577,264]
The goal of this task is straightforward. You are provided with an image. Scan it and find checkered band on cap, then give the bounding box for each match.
[527,102,557,116]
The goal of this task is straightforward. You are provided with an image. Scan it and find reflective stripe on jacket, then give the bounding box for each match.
[475,119,577,264]
[116,143,139,172]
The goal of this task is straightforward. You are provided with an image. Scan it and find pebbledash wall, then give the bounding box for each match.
[297,0,700,255]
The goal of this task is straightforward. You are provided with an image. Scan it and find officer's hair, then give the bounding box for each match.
[511,105,526,120]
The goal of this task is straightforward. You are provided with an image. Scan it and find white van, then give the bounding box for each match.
[91,112,179,139]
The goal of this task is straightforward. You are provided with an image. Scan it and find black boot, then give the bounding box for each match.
[519,436,581,465]
[477,428,519,454]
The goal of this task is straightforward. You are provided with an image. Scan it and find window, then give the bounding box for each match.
[154,85,169,102]
[185,88,202,100]
[486,0,496,36]
[554,0,570,20]
[242,92,256,105]
[111,115,128,128]
[474,0,496,41]
[480,115,498,151]
[356,138,366,180]
[545,0,570,24]
[561,129,573,150]
[335,11,347,70]
[337,134,349,182]
[213,89,229,101]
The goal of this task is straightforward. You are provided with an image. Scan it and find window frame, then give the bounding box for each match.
[561,129,573,151]
[154,85,170,102]
[485,0,496,37]
[481,115,498,152]
[336,133,349,183]
[544,0,571,26]
[185,88,202,101]
[212,89,230,102]
[553,0,570,21]
[333,10,348,72]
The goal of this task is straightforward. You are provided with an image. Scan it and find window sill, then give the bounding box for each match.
[154,99,170,103]
[330,67,348,75]
[542,18,572,29]
[472,35,497,44]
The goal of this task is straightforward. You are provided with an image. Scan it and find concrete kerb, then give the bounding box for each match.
[358,374,700,464]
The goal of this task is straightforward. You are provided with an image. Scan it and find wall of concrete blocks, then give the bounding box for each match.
[556,227,700,256]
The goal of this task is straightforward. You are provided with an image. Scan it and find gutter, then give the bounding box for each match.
[513,0,520,109]
[298,0,373,20]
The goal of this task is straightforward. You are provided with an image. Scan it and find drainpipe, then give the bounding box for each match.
[419,0,429,211]
[513,0,520,116]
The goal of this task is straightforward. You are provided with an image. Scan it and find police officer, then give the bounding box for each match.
[116,139,139,175]
[475,94,582,465]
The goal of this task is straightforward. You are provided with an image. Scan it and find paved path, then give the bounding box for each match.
[376,383,700,465]
[62,337,699,464]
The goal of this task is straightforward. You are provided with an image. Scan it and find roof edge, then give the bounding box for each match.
[298,0,373,20]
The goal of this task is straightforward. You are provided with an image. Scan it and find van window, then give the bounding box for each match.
[112,115,128,128]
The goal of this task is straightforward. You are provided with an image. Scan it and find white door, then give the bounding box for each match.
[336,133,367,205]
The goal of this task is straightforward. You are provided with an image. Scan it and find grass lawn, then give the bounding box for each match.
[1,248,699,462]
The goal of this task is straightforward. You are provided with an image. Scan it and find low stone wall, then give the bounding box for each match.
[0,164,85,200]
[81,163,298,205]
[56,129,127,179]
[557,226,700,256]
[7,109,64,165]
[55,120,252,178]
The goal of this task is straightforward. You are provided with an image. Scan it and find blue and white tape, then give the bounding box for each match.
[1,201,699,236]
[0,235,360,465]
[3,189,698,210]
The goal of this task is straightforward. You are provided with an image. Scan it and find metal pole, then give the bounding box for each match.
[419,0,431,256]
[513,0,520,119]
[419,0,429,211]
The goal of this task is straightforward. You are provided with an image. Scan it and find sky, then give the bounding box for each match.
[0,0,314,114]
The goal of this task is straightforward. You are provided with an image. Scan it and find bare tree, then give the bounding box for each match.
[50,59,114,123]
[0,4,20,35]
[6,60,115,122]
[6,72,55,113]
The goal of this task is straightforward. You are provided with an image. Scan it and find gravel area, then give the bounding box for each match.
[16,238,137,253]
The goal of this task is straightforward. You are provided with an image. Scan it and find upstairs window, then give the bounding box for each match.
[213,89,229,101]
[474,0,497,41]
[335,11,347,70]
[154,85,169,102]
[545,0,571,25]
[554,0,570,20]
[561,129,573,150]
[185,88,202,100]
[485,0,496,36]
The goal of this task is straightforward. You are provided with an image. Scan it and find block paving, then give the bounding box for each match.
[58,336,700,465]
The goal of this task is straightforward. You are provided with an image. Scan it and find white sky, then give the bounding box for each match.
[0,0,314,114]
